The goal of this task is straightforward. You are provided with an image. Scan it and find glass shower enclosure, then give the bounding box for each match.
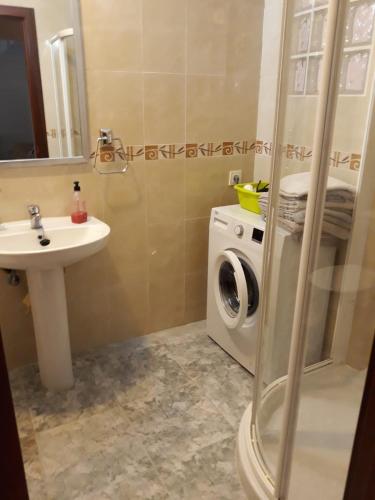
[237,1,375,499]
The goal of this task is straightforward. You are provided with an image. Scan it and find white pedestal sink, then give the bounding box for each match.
[0,217,110,390]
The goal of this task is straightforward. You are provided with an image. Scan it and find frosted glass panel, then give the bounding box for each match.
[295,0,313,13]
[311,9,328,51]
[340,50,369,94]
[306,55,322,94]
[345,1,375,46]
[291,58,308,93]
[294,15,312,53]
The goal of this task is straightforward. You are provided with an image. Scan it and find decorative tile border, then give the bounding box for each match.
[125,145,145,161]
[47,129,81,139]
[92,140,256,163]
[91,138,361,172]
[255,140,272,156]
[255,139,361,172]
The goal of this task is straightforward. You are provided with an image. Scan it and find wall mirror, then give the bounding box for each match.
[0,0,88,167]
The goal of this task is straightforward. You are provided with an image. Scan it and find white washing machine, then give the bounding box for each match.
[207,205,336,381]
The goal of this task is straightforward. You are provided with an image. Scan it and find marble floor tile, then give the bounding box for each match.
[18,359,118,432]
[152,434,246,500]
[20,433,48,500]
[44,435,163,500]
[132,400,234,460]
[199,365,253,429]
[36,406,130,476]
[163,334,241,380]
[10,321,253,500]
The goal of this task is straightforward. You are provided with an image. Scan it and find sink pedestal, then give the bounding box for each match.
[0,216,110,390]
[26,267,74,390]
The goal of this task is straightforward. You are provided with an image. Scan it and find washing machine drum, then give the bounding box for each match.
[214,250,259,330]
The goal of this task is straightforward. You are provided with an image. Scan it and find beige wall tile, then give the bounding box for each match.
[148,222,185,275]
[185,271,208,324]
[67,286,111,354]
[144,74,186,144]
[81,0,141,28]
[101,163,147,226]
[86,70,144,146]
[105,223,148,286]
[0,272,36,368]
[185,156,252,218]
[187,0,228,76]
[65,253,111,352]
[147,271,185,333]
[0,166,103,221]
[187,0,263,77]
[226,1,264,78]
[187,75,258,142]
[108,281,149,341]
[146,159,185,225]
[83,29,142,73]
[143,0,186,73]
[82,0,142,72]
[185,218,209,273]
[254,154,272,182]
[102,165,148,288]
[147,221,185,332]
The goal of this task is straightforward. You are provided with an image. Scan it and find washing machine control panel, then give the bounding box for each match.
[252,228,264,244]
[234,224,244,237]
[233,224,263,243]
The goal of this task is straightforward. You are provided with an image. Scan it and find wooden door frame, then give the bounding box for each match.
[344,334,375,500]
[0,5,48,158]
[0,328,29,499]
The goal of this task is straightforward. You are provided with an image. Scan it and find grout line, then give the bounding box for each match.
[86,69,237,78]
[140,0,151,333]
[160,334,245,430]
[183,0,188,322]
[184,215,210,221]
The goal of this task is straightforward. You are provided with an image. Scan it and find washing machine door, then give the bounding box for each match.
[214,250,259,330]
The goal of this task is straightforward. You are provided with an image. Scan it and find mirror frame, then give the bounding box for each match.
[0,0,90,168]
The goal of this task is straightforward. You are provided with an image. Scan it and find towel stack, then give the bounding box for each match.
[259,172,356,240]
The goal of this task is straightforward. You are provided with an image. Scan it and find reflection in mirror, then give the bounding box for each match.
[0,0,86,163]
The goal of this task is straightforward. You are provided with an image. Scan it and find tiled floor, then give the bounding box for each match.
[10,321,253,500]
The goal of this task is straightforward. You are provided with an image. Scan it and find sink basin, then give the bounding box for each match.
[0,216,110,391]
[0,216,110,270]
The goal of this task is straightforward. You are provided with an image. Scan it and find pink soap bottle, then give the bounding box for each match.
[71,181,88,224]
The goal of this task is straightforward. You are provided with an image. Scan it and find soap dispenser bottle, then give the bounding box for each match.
[71,181,88,224]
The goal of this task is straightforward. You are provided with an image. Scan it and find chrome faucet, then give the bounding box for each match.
[27,205,43,230]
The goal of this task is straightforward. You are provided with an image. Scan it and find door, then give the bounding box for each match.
[0,6,48,160]
[214,250,260,330]
[0,327,29,499]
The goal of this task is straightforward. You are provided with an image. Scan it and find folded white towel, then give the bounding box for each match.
[282,208,352,227]
[258,172,356,240]
[258,193,355,215]
[279,218,351,240]
[279,172,356,198]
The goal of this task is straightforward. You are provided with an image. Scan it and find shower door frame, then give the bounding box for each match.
[246,0,362,498]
